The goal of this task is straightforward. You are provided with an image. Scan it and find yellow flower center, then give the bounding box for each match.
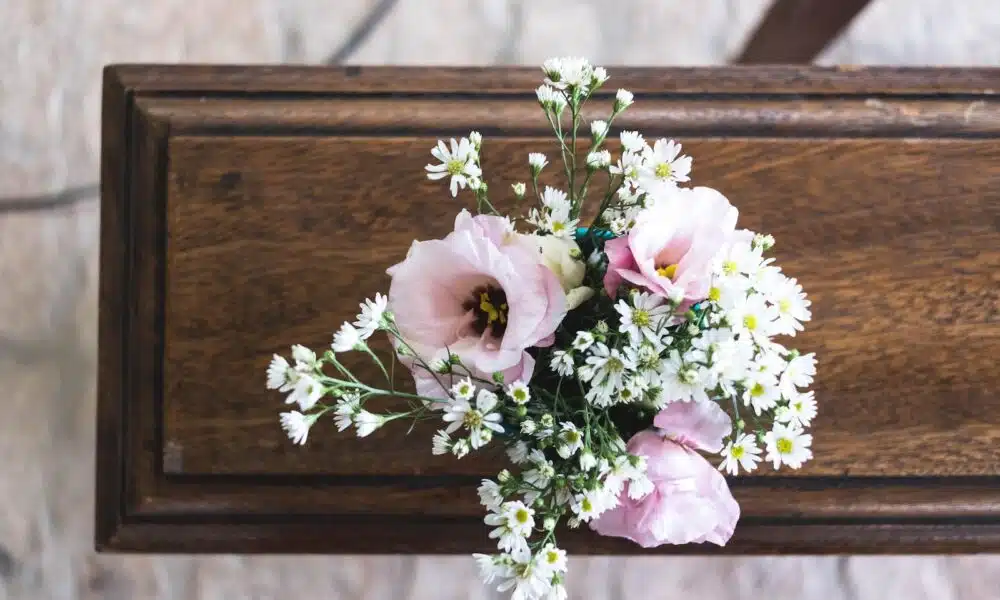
[632,309,651,327]
[564,430,581,444]
[743,314,758,331]
[794,402,803,411]
[778,299,791,313]
[446,159,466,175]
[708,287,721,302]
[515,508,531,524]
[463,410,484,429]
[581,498,593,512]
[731,445,745,459]
[722,260,738,275]
[551,221,566,233]
[512,389,528,402]
[750,383,765,397]
[546,550,560,564]
[654,163,672,179]
[776,438,793,454]
[656,263,678,279]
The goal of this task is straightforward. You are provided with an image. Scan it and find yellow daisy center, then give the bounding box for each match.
[776,438,794,454]
[750,383,765,397]
[515,508,531,524]
[722,260,738,275]
[446,159,465,175]
[654,163,672,179]
[731,445,745,459]
[743,314,758,331]
[708,287,721,302]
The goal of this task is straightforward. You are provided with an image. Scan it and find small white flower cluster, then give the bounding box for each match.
[474,438,650,600]
[527,185,578,239]
[605,133,693,234]
[269,294,399,445]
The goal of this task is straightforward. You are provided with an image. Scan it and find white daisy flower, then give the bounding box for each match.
[478,479,505,512]
[507,381,530,405]
[583,344,632,395]
[614,88,634,111]
[354,292,389,337]
[333,391,360,432]
[279,411,316,446]
[619,131,646,153]
[286,372,324,411]
[538,544,568,575]
[442,389,504,448]
[615,292,674,345]
[727,293,779,340]
[497,552,550,600]
[425,137,482,197]
[657,350,709,404]
[331,322,364,352]
[590,119,609,138]
[556,422,584,459]
[507,441,530,464]
[764,423,813,469]
[778,390,818,427]
[579,450,598,471]
[638,139,691,190]
[587,150,612,169]
[780,352,817,396]
[529,153,549,173]
[550,350,575,376]
[544,56,593,90]
[719,433,763,475]
[354,410,384,438]
[485,501,535,554]
[543,208,579,239]
[545,584,568,600]
[571,331,595,352]
[570,490,604,522]
[520,420,537,435]
[291,344,318,369]
[511,182,527,198]
[742,371,781,415]
[452,438,471,458]
[266,354,293,391]
[535,84,567,113]
[591,66,609,87]
[474,553,512,586]
[432,429,452,455]
[451,376,476,400]
[468,130,482,148]
[764,274,812,336]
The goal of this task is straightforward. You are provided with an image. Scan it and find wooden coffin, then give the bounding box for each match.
[96,65,1000,553]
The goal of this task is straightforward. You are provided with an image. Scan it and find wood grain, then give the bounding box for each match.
[97,65,1000,554]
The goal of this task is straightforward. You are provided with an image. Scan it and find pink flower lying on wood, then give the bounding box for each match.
[590,401,739,547]
[387,210,566,397]
[603,186,738,307]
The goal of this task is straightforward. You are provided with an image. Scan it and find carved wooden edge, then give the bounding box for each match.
[108,64,1000,95]
[97,65,1000,553]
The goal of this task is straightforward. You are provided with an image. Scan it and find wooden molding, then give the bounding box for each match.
[97,65,1000,553]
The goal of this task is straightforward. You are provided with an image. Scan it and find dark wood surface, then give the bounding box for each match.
[736,0,874,65]
[97,65,1000,554]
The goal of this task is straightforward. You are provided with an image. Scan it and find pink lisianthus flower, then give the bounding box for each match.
[603,186,738,307]
[590,401,739,547]
[387,210,567,398]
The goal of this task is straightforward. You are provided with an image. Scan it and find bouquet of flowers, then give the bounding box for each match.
[266,57,816,600]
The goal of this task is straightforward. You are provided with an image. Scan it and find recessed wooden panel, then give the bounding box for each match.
[98,65,1000,554]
